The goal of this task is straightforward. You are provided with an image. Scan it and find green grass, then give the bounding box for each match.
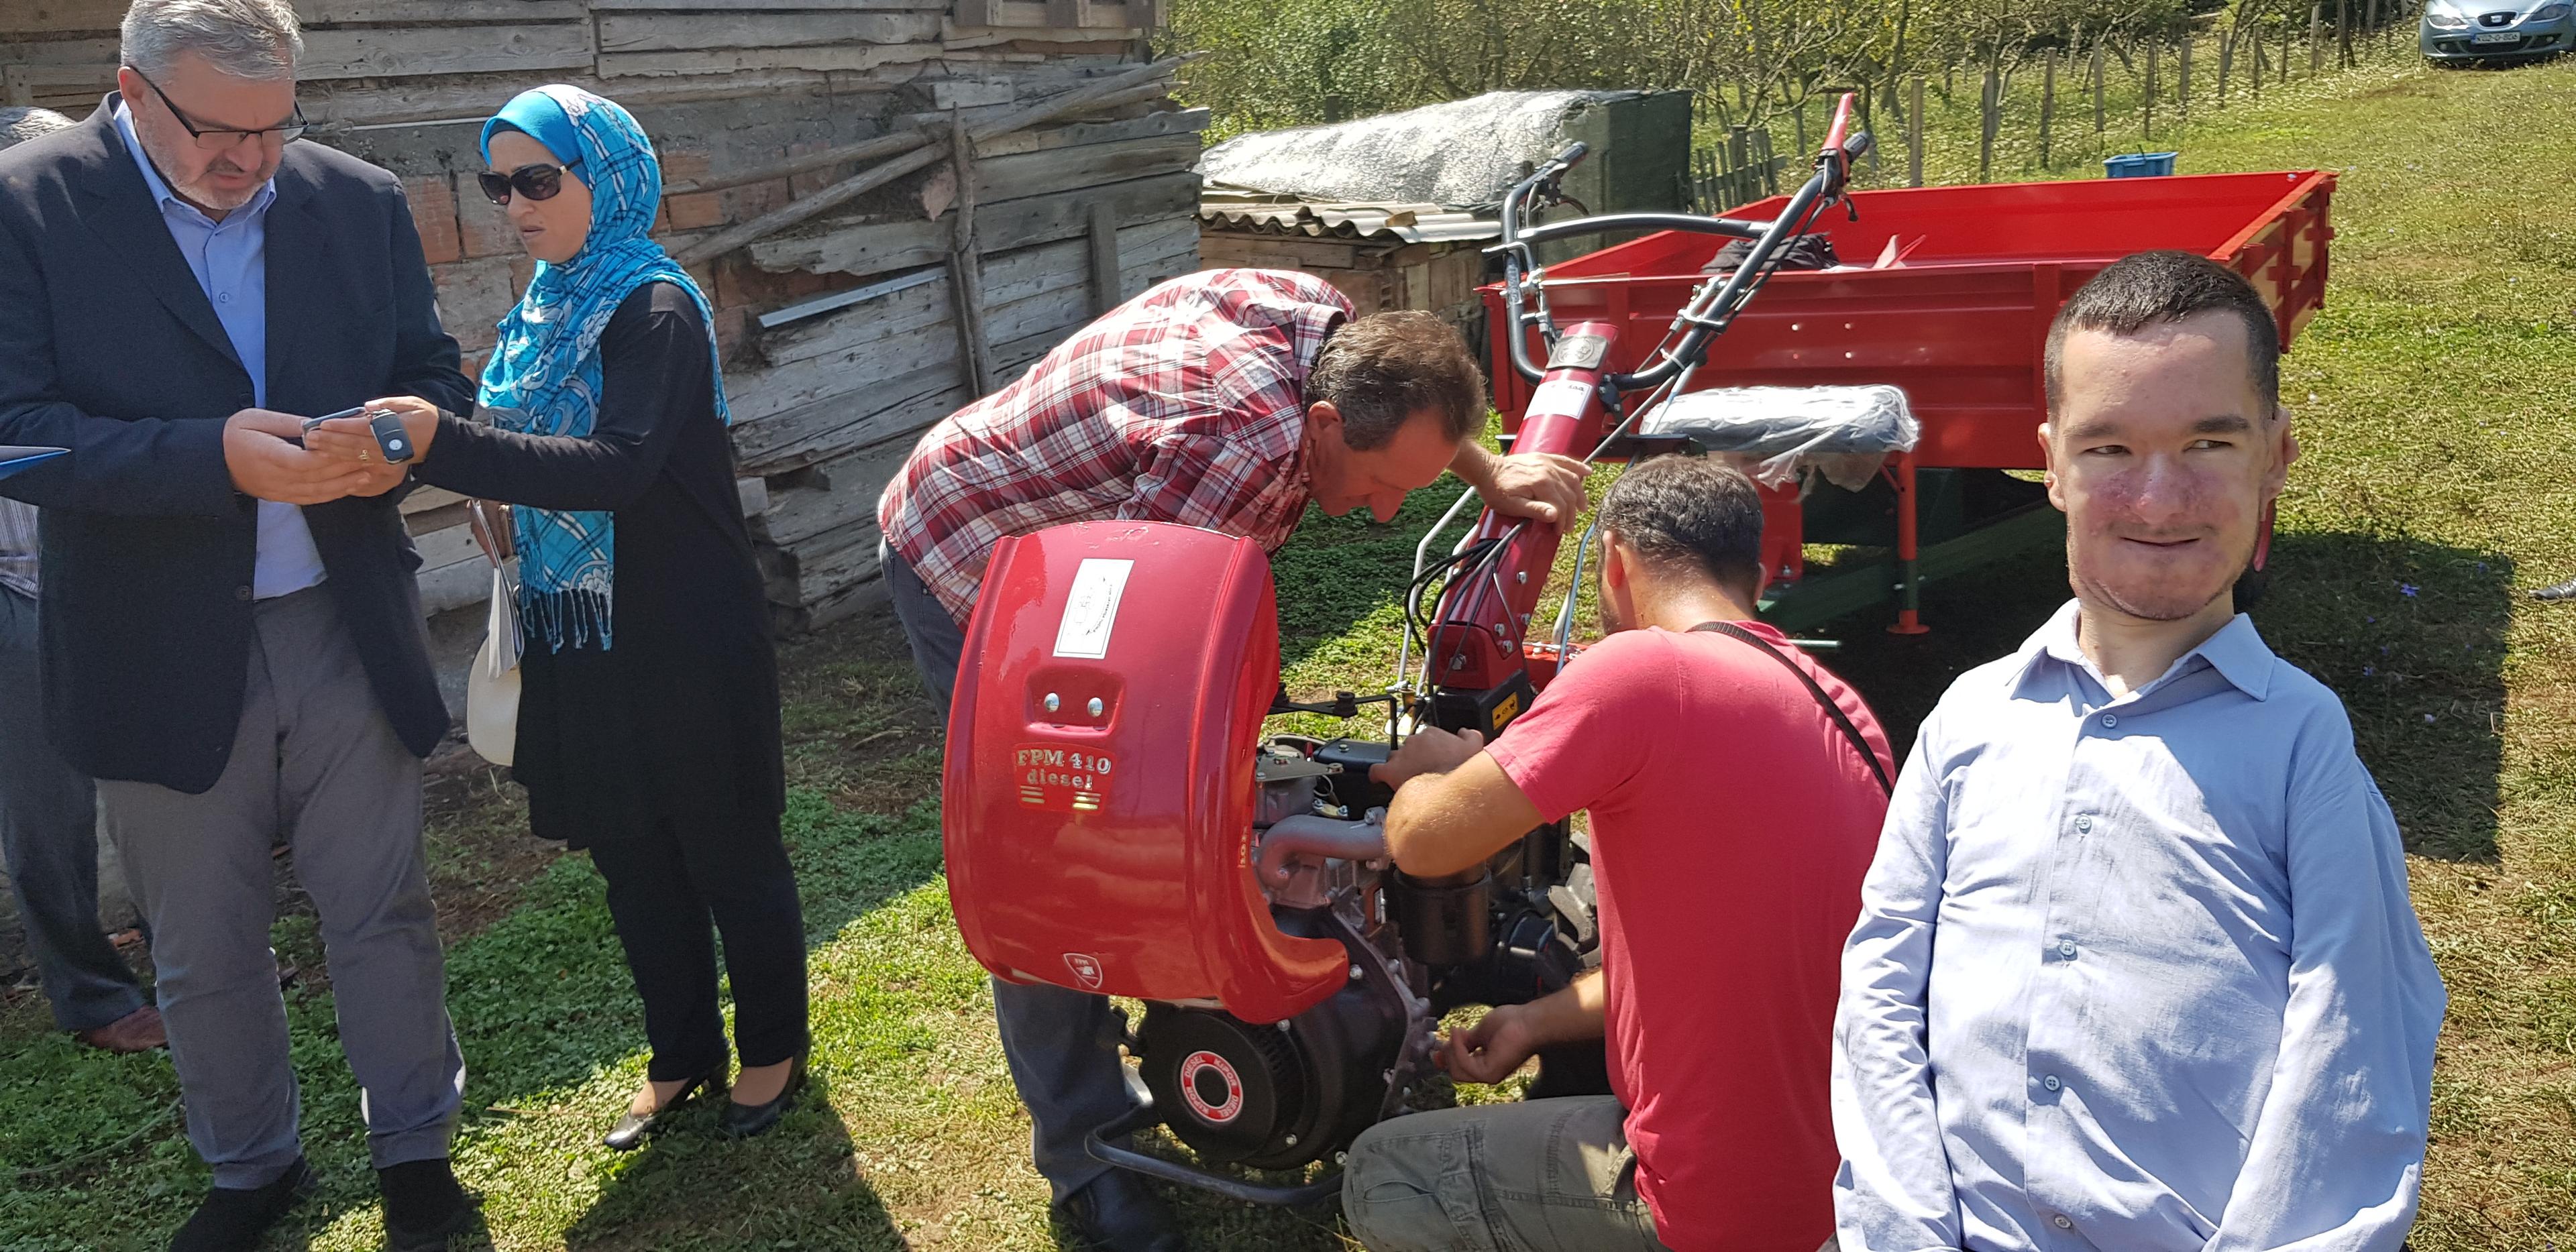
[4,52,2575,1249]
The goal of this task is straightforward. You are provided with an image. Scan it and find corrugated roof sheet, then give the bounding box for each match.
[1199,183,1500,245]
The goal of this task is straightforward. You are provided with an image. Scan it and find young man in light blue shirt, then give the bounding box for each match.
[1831,250,2446,1252]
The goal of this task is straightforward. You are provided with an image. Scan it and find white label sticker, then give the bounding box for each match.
[1527,376,1595,420]
[1052,558,1134,659]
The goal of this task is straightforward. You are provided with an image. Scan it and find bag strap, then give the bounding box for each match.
[1688,620,1894,797]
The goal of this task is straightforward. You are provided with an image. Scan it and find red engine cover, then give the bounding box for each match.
[943,521,1348,1024]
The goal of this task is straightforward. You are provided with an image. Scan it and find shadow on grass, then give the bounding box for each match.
[0,788,947,1251]
[1813,524,2510,863]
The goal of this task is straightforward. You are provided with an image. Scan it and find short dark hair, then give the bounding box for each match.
[1597,455,1765,594]
[2043,250,2280,412]
[1304,311,1488,450]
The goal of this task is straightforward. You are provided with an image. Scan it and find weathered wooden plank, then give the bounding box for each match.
[417,553,495,616]
[1003,0,1135,26]
[1197,233,1369,272]
[592,0,924,9]
[0,37,115,66]
[731,221,1194,471]
[402,487,468,516]
[1086,200,1120,315]
[971,130,1196,201]
[926,105,1205,158]
[751,168,1195,276]
[410,520,482,572]
[297,23,594,80]
[1,1,124,34]
[599,43,940,78]
[943,21,1144,48]
[598,11,943,53]
[303,68,841,131]
[294,1,588,23]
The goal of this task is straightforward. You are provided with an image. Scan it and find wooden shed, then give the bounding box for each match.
[3,0,1205,635]
[1197,186,1497,331]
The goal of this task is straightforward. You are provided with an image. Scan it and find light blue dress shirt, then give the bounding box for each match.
[113,100,325,600]
[1833,600,2445,1252]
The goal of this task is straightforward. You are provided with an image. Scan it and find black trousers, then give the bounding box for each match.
[588,815,808,1082]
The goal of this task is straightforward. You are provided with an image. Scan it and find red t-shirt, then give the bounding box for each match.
[1483,622,1892,1251]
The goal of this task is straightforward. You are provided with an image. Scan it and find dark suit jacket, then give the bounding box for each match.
[0,100,470,793]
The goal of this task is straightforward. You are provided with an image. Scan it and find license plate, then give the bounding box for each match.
[2471,30,2521,42]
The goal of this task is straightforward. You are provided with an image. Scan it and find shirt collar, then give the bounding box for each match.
[2014,597,2276,703]
[111,97,277,227]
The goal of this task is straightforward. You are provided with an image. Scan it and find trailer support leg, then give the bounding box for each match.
[1888,454,1931,636]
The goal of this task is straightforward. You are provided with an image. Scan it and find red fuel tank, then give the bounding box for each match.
[943,521,1349,1023]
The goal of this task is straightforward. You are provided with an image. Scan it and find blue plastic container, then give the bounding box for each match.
[2104,152,2178,178]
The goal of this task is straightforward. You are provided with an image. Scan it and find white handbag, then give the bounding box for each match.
[464,500,523,766]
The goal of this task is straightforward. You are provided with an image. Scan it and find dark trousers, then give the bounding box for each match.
[884,542,1136,1202]
[0,583,145,1033]
[588,814,808,1082]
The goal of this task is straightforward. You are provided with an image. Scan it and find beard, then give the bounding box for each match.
[137,126,271,213]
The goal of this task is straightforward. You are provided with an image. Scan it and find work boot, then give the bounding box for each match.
[1053,1171,1185,1251]
[168,1156,313,1252]
[74,1005,166,1054]
[2533,576,2576,602]
[379,1157,478,1251]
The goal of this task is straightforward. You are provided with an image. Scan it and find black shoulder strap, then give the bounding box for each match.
[1688,621,1895,797]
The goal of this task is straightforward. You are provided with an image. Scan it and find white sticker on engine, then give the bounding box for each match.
[1052,558,1134,659]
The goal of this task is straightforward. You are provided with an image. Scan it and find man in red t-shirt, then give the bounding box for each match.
[1339,455,1894,1252]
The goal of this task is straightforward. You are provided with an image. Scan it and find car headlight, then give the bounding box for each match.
[2534,3,2571,19]
[2426,6,2471,26]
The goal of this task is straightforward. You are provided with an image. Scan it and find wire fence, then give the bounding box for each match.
[1684,3,2434,205]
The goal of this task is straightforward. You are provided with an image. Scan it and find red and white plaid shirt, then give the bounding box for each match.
[878,268,1352,622]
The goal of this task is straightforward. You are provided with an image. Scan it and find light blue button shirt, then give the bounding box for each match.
[113,100,325,600]
[1833,600,2445,1252]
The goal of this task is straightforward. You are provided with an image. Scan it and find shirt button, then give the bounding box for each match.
[217,292,231,304]
[2058,940,2078,958]
[2042,1074,2062,1092]
[2073,813,2093,833]
[2053,1215,2074,1230]
[2100,713,2118,728]
[235,585,253,602]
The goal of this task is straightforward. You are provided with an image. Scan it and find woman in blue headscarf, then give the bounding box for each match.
[312,86,806,1147]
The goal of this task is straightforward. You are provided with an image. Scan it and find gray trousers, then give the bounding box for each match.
[1341,1096,1672,1252]
[885,542,1136,1202]
[97,585,462,1190]
[0,583,145,1032]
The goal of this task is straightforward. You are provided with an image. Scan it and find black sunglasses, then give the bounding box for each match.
[131,68,307,150]
[476,162,581,205]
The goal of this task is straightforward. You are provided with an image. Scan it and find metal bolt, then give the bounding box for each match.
[1088,697,1105,718]
[1334,1151,1349,1165]
[1515,570,1527,584]
[1448,656,1466,671]
[1044,693,1060,712]
[1349,964,1366,981]
[1283,1133,1299,1147]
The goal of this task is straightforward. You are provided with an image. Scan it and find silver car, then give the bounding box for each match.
[2422,0,2573,62]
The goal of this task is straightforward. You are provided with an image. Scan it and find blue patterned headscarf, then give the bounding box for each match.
[476,85,729,652]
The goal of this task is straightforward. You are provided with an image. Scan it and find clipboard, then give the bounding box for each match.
[0,447,67,483]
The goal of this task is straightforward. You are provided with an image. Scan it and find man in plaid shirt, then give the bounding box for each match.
[878,267,1586,1250]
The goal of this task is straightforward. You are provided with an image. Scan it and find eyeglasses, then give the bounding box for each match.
[476,163,581,205]
[130,68,306,150]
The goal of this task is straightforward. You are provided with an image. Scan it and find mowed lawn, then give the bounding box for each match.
[1,53,2572,1251]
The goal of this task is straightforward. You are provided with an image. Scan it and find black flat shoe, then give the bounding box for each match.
[379,1157,480,1252]
[604,1068,726,1152]
[169,1155,315,1252]
[718,1056,806,1139]
[1052,1170,1184,1252]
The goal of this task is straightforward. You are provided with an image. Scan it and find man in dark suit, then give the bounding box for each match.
[0,3,476,1249]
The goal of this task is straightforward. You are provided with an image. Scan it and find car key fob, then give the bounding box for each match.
[368,409,417,465]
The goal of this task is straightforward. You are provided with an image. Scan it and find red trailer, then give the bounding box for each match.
[1480,169,2337,632]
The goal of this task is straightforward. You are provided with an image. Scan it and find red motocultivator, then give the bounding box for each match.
[942,95,2336,1203]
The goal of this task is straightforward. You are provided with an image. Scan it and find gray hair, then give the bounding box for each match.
[121,0,303,80]
[0,107,76,150]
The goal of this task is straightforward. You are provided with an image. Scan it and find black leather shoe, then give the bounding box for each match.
[168,1156,315,1252]
[604,1068,727,1151]
[379,1157,479,1252]
[2534,577,2576,602]
[718,1056,807,1139]
[1053,1171,1185,1252]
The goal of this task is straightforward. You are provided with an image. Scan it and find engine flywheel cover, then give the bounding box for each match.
[1139,1007,1306,1165]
